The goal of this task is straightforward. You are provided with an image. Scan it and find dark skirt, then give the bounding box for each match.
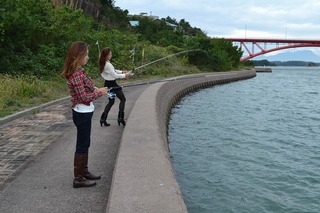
[104,80,118,88]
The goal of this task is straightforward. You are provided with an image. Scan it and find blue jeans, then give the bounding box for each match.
[72,110,93,154]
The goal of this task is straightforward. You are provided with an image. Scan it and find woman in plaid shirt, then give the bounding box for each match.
[61,41,108,188]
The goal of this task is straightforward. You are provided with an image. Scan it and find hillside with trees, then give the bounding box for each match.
[0,0,244,116]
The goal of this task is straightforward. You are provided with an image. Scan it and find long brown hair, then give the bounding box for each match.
[99,47,111,73]
[61,41,88,79]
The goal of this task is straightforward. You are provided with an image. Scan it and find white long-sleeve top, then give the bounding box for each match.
[101,61,126,81]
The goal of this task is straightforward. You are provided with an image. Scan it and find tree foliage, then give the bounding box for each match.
[1,0,97,76]
[0,0,243,78]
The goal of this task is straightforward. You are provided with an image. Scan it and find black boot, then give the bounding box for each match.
[73,153,96,188]
[100,112,110,127]
[117,111,126,126]
[83,151,101,180]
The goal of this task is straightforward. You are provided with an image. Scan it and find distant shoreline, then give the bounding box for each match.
[252,60,319,67]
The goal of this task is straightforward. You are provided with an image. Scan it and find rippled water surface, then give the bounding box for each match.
[168,67,320,213]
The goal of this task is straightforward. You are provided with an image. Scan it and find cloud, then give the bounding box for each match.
[116,0,320,40]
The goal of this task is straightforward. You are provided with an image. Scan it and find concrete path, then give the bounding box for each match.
[0,84,149,213]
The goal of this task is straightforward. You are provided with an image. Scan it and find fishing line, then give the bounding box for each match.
[122,73,212,88]
[129,49,208,75]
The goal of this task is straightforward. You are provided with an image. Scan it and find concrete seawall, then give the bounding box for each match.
[106,69,256,213]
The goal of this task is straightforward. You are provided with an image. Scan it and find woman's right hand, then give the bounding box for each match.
[124,71,131,77]
[99,87,109,94]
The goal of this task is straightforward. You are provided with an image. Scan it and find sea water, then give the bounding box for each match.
[168,67,320,213]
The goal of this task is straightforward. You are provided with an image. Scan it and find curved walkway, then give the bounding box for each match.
[107,69,256,212]
[0,70,256,213]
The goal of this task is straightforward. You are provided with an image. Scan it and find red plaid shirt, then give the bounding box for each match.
[67,67,103,108]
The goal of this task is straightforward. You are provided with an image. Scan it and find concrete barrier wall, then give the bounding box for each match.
[106,69,256,213]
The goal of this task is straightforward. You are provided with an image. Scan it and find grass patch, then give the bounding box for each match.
[0,74,69,117]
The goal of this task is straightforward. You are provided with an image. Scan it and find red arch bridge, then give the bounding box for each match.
[221,38,320,62]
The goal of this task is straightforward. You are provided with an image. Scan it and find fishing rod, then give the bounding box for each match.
[95,40,206,75]
[129,49,207,75]
[107,49,208,97]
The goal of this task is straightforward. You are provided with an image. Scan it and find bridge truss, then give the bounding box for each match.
[223,38,320,62]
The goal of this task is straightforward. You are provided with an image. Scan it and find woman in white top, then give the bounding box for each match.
[98,47,131,126]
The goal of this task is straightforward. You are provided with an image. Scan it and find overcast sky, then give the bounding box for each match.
[114,0,320,56]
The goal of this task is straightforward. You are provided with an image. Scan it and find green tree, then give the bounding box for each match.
[1,0,57,75]
[100,0,115,7]
[99,0,129,29]
[1,0,101,77]
[183,34,242,71]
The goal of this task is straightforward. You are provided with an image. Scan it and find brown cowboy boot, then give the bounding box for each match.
[83,151,101,180]
[73,153,96,188]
